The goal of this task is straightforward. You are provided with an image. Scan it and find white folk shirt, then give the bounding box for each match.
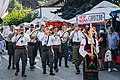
[70,30,83,42]
[4,29,15,38]
[50,34,61,46]
[79,37,99,57]
[26,30,38,43]
[38,33,52,46]
[57,30,69,43]
[12,33,30,46]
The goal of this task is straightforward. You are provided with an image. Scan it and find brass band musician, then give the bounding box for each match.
[4,23,16,69]
[26,24,38,69]
[57,26,69,68]
[12,26,30,77]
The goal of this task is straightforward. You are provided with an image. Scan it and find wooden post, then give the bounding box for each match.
[90,23,93,54]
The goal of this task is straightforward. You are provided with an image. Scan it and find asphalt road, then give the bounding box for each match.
[0,51,120,80]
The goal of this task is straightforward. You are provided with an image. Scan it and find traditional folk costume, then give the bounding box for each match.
[57,30,69,67]
[51,33,61,72]
[37,30,44,57]
[70,30,83,74]
[12,32,30,77]
[26,29,38,69]
[4,28,16,69]
[38,32,55,75]
[79,36,99,80]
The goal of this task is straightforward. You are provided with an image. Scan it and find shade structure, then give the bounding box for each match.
[50,14,67,22]
[84,1,120,19]
[68,1,120,24]
[30,18,39,24]
[110,9,120,32]
[0,0,10,24]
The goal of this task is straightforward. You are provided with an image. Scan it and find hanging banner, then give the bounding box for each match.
[76,13,105,24]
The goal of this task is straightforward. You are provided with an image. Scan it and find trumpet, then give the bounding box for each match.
[19,31,24,36]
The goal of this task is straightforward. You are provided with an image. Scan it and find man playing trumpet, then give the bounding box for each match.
[69,24,83,74]
[38,26,55,75]
[12,26,30,77]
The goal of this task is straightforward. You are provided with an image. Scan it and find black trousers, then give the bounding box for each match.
[59,43,68,66]
[28,43,37,66]
[38,41,42,57]
[7,42,15,67]
[53,47,60,69]
[41,47,54,71]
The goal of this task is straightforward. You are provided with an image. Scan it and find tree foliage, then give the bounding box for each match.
[51,0,120,20]
[2,0,38,25]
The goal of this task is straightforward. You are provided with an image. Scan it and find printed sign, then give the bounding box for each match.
[76,13,105,24]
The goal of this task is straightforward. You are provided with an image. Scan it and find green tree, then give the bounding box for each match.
[2,0,38,25]
[9,0,22,12]
[51,0,120,20]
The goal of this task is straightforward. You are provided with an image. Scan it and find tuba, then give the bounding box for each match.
[29,27,41,42]
[30,27,41,36]
[5,32,15,42]
[60,28,72,43]
[60,27,82,43]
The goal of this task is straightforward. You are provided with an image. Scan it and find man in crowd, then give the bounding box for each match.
[4,23,16,69]
[107,27,120,72]
[38,26,55,75]
[12,26,30,77]
[69,24,83,74]
[26,24,38,70]
[57,26,69,68]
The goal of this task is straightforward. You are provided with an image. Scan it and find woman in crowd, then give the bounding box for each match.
[79,26,99,80]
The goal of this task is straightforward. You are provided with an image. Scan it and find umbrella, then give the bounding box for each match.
[110,9,120,32]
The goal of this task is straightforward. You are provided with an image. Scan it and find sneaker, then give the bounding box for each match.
[112,68,118,72]
[108,68,111,72]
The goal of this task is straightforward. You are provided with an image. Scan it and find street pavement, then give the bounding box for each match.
[0,51,120,80]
